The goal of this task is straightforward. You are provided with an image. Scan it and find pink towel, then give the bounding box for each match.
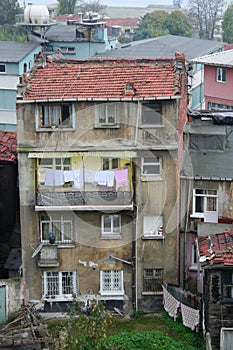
[114,169,128,191]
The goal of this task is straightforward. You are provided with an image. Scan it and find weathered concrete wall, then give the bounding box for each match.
[0,278,23,318]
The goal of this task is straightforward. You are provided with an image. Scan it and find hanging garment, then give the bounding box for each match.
[114,169,129,191]
[162,286,180,321]
[64,170,74,182]
[106,171,115,187]
[95,171,108,186]
[181,303,199,331]
[73,169,83,189]
[54,170,64,186]
[85,170,97,184]
[44,169,55,186]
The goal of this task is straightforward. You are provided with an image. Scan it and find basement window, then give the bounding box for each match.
[36,103,74,129]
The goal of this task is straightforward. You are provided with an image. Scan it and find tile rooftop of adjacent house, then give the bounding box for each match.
[23,56,182,101]
[198,231,233,266]
[0,131,17,162]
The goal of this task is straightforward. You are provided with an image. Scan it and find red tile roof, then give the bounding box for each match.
[105,18,139,27]
[198,231,233,266]
[0,131,17,162]
[23,57,182,101]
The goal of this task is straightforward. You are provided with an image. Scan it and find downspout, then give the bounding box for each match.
[134,101,140,146]
[132,160,138,310]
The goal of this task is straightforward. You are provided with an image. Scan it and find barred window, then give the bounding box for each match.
[100,270,124,295]
[43,271,77,300]
[143,268,163,293]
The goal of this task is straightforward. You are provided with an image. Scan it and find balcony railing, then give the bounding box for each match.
[37,190,132,207]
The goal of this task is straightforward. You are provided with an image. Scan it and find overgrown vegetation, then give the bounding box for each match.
[0,25,26,41]
[47,304,205,350]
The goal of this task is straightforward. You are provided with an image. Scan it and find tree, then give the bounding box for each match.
[163,10,192,37]
[0,0,20,25]
[187,0,224,40]
[57,0,77,15]
[77,0,106,14]
[222,4,233,43]
[133,11,169,41]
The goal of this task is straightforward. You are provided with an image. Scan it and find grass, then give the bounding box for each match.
[46,311,205,349]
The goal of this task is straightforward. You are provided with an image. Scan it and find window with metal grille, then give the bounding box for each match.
[43,271,77,300]
[143,268,163,293]
[100,270,124,295]
[40,213,73,243]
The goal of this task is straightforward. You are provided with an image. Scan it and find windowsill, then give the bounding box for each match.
[36,127,74,132]
[142,235,164,240]
[94,125,120,129]
[41,242,75,248]
[43,296,73,302]
[221,298,233,304]
[190,213,204,219]
[141,175,163,182]
[101,235,122,240]
[142,291,163,296]
[189,265,198,272]
[140,124,164,129]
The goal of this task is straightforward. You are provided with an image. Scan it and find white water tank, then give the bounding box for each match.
[24,4,49,25]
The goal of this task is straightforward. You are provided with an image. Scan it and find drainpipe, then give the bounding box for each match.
[134,101,140,146]
[132,160,138,311]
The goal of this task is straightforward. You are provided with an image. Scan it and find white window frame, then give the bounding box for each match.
[143,215,163,238]
[43,271,77,301]
[0,64,6,74]
[220,328,233,350]
[95,103,118,127]
[100,270,124,296]
[37,158,71,187]
[217,67,226,83]
[36,103,75,129]
[101,214,121,239]
[40,214,73,243]
[141,156,162,178]
[191,189,218,221]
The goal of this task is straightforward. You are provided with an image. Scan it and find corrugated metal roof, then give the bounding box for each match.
[96,35,226,60]
[191,49,233,67]
[0,41,40,62]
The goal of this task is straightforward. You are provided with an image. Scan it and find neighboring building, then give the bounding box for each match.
[198,231,233,350]
[180,110,233,347]
[191,49,233,110]
[0,41,41,131]
[97,34,226,110]
[105,18,139,41]
[103,3,178,18]
[17,54,187,312]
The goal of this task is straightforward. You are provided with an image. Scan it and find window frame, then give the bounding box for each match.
[102,157,119,170]
[141,102,163,127]
[100,269,124,296]
[191,189,218,219]
[101,214,121,239]
[222,270,233,302]
[143,215,163,238]
[189,242,198,271]
[143,268,164,294]
[37,157,71,187]
[36,103,75,130]
[95,103,119,127]
[217,67,226,83]
[40,213,73,243]
[141,156,162,178]
[0,64,6,74]
[43,270,77,301]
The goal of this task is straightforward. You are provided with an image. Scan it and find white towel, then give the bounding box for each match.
[73,169,83,189]
[64,170,74,182]
[95,171,107,186]
[45,169,55,186]
[54,170,64,186]
[85,170,96,183]
[106,171,115,187]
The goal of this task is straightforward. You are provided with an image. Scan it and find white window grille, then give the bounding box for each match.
[192,189,218,222]
[100,270,124,295]
[40,214,73,243]
[143,268,163,293]
[43,271,77,300]
[143,215,163,237]
[101,214,121,237]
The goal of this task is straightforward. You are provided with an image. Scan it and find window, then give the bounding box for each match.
[102,157,119,170]
[101,214,121,238]
[60,46,75,54]
[37,158,70,186]
[220,328,233,350]
[96,103,117,126]
[0,64,6,73]
[100,270,124,295]
[217,67,226,82]
[143,215,163,237]
[222,270,233,300]
[143,268,163,293]
[37,104,73,128]
[192,189,218,222]
[40,214,73,243]
[189,242,198,271]
[141,103,162,125]
[209,102,233,110]
[43,271,77,300]
[142,156,162,176]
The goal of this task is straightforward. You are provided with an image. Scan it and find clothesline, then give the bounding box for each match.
[40,168,129,191]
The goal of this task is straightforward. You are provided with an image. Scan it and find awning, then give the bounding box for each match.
[28,151,137,158]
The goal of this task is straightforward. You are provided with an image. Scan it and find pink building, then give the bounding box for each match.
[192,49,233,110]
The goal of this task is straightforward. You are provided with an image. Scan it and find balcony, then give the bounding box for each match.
[36,190,132,210]
[32,243,59,267]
